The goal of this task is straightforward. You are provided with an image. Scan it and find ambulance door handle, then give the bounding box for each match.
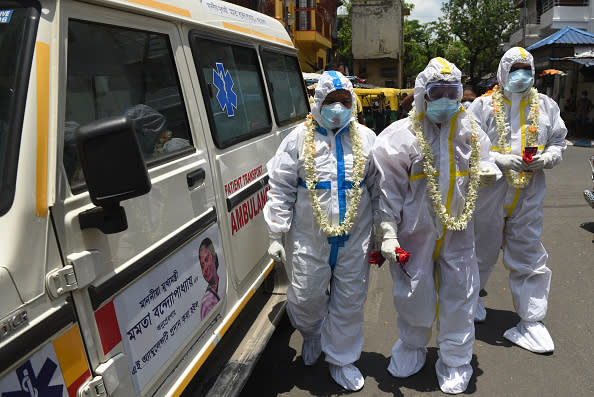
[187,168,205,188]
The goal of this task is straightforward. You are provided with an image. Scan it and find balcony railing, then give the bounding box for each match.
[542,0,589,13]
[295,8,331,40]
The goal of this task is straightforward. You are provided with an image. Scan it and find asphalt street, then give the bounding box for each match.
[240,144,594,397]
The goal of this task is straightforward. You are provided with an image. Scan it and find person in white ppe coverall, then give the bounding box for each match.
[264,71,378,391]
[468,47,567,353]
[373,58,499,394]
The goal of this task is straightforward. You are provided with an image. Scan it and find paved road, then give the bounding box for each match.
[241,144,594,397]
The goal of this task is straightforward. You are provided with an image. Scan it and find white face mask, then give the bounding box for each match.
[321,102,352,130]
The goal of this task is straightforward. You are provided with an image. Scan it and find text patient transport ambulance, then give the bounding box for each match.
[0,0,309,395]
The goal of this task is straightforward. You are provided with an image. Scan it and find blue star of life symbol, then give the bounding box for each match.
[2,359,63,397]
[212,62,237,117]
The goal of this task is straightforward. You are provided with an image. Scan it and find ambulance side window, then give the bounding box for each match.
[189,33,272,149]
[260,50,309,125]
[64,19,193,192]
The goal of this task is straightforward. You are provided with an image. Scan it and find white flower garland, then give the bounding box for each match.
[409,107,481,231]
[492,86,539,188]
[303,114,365,237]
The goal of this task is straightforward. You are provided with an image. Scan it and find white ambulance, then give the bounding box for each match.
[0,0,309,396]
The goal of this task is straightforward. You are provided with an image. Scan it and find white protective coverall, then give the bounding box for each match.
[264,71,378,390]
[373,58,498,394]
[468,47,567,353]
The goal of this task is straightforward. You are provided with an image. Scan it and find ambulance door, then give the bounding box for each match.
[50,3,224,396]
[186,31,308,289]
[0,2,94,396]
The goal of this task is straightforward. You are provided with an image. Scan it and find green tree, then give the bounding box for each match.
[336,1,352,64]
[440,0,520,85]
[427,21,471,75]
[402,20,470,86]
[403,18,431,86]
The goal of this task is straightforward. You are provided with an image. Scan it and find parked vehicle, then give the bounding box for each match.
[0,1,309,396]
[353,87,413,133]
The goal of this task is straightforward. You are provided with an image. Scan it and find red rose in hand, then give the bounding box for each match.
[523,146,537,163]
[395,247,410,265]
[369,251,385,266]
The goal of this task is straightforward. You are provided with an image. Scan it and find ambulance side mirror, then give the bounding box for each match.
[75,115,151,234]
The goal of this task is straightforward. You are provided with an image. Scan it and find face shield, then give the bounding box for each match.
[424,80,462,124]
[426,81,463,101]
[413,57,462,120]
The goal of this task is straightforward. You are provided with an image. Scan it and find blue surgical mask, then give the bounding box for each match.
[425,98,460,124]
[321,102,352,130]
[506,69,533,93]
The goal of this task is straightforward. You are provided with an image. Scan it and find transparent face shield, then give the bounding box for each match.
[425,81,463,101]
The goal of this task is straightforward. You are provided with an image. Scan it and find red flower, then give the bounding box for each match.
[523,146,537,163]
[368,251,385,266]
[395,247,410,264]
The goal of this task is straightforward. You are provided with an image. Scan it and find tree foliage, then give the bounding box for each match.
[403,19,431,86]
[336,0,352,62]
[402,0,518,87]
[440,0,520,84]
[402,20,470,87]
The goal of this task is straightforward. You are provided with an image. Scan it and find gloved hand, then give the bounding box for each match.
[380,221,400,264]
[526,153,553,170]
[478,167,497,188]
[494,153,526,172]
[268,231,286,264]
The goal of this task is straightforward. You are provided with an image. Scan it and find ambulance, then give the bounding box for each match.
[0,0,309,396]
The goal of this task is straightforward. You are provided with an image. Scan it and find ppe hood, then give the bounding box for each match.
[312,71,356,130]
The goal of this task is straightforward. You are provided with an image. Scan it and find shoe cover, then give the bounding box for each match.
[302,336,322,366]
[435,358,472,395]
[503,320,554,353]
[387,339,427,378]
[474,296,486,323]
[329,363,364,391]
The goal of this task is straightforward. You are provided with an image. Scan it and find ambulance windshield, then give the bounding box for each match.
[0,3,39,216]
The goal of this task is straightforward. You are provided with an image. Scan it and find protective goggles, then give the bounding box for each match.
[426,82,463,101]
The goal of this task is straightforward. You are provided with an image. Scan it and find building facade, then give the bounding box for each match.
[227,0,335,72]
[351,0,404,87]
[509,0,594,48]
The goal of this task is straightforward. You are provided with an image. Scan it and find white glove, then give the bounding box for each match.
[526,153,553,170]
[479,167,497,188]
[268,231,286,264]
[494,153,526,172]
[380,221,400,264]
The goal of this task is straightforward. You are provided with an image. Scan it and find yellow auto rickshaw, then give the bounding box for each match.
[354,87,413,133]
